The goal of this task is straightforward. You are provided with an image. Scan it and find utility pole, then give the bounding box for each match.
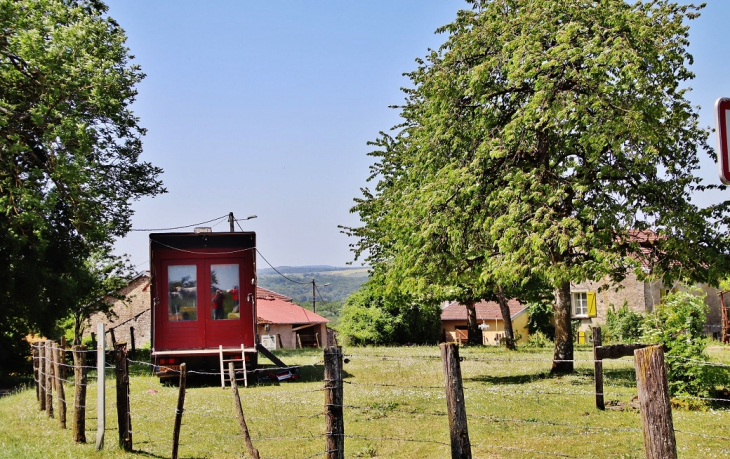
[229,212,235,232]
[312,280,330,314]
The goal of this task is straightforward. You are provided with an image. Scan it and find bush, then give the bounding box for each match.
[527,302,555,340]
[337,284,441,346]
[604,302,644,343]
[641,289,724,399]
[338,297,395,346]
[523,330,553,348]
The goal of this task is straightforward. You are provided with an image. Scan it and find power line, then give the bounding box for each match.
[255,248,311,285]
[130,214,228,232]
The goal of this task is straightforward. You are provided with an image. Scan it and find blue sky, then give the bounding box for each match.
[108,1,730,271]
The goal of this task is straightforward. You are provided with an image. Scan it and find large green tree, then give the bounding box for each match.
[0,0,164,350]
[347,0,730,372]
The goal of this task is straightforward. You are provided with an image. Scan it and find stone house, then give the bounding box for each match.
[570,274,723,339]
[85,272,152,348]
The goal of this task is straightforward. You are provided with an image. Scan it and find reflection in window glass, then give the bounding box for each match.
[168,265,197,321]
[211,264,240,320]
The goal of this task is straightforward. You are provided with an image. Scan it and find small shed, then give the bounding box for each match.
[256,287,330,349]
[441,299,529,345]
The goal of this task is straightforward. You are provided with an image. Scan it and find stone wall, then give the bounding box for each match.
[571,273,722,332]
[85,275,151,349]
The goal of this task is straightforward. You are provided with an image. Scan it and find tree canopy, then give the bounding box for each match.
[346,0,730,371]
[0,0,164,351]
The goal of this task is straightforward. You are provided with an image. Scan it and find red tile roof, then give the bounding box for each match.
[441,299,527,322]
[256,287,329,325]
[257,287,294,302]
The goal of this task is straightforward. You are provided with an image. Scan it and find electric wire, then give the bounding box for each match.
[130,214,228,232]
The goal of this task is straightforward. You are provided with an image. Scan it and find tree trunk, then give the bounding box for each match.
[552,281,573,373]
[496,286,516,350]
[465,300,481,345]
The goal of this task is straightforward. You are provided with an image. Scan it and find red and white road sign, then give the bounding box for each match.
[715,97,730,185]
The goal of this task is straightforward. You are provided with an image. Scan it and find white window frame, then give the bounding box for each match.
[571,291,588,318]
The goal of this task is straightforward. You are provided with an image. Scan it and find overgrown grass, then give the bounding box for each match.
[0,345,728,458]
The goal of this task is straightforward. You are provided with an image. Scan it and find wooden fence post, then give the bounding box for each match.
[129,326,136,359]
[37,342,45,410]
[593,327,604,410]
[440,343,471,459]
[229,362,260,459]
[172,363,187,459]
[32,342,40,402]
[45,341,54,418]
[60,336,67,382]
[634,345,677,459]
[53,342,67,429]
[115,343,132,451]
[96,322,105,451]
[324,346,344,459]
[72,345,87,443]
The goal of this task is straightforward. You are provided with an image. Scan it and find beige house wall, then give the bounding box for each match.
[257,323,329,350]
[442,310,529,345]
[85,275,151,348]
[571,273,722,333]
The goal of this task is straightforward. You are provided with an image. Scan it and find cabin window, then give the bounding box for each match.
[211,264,240,320]
[168,265,198,321]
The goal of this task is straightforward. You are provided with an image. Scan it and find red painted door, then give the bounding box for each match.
[203,257,255,348]
[159,258,205,350]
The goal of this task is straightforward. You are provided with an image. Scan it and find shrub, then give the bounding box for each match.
[523,330,553,348]
[337,283,441,346]
[338,293,395,346]
[527,302,555,340]
[604,302,644,343]
[641,289,724,399]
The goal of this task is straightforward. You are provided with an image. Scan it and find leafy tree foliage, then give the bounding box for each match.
[65,250,134,345]
[0,0,164,348]
[338,282,442,346]
[346,0,730,371]
[641,289,727,399]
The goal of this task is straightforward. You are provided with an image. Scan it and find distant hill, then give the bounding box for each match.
[256,266,370,319]
[257,265,369,276]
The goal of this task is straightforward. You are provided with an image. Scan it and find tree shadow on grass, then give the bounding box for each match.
[465,372,550,385]
[602,367,638,389]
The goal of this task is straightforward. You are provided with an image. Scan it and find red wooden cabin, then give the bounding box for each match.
[149,231,258,381]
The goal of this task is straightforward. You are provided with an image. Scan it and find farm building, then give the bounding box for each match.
[256,287,330,349]
[568,231,724,340]
[441,299,529,345]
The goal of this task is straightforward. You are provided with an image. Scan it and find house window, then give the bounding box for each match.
[572,292,588,317]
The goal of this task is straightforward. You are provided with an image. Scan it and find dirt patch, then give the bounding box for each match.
[605,396,640,411]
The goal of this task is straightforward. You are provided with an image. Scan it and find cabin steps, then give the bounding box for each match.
[219,344,248,389]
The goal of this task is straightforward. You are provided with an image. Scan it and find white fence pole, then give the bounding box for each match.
[96,322,105,451]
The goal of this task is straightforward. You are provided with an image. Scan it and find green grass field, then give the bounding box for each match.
[0,345,728,458]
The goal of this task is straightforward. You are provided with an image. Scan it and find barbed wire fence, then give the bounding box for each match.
[29,334,730,459]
